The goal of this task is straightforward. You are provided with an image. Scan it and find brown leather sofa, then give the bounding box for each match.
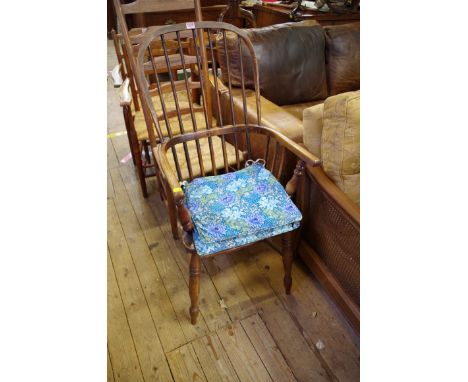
[211,20,360,332]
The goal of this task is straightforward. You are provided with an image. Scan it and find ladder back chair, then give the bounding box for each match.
[133,18,322,325]
[113,0,231,238]
[111,23,201,200]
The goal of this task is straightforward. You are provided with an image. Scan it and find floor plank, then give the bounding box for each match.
[108,169,115,199]
[232,246,331,382]
[203,253,257,322]
[253,242,360,382]
[110,167,187,352]
[118,164,211,341]
[107,348,115,382]
[167,343,207,382]
[121,164,231,334]
[108,199,173,381]
[240,314,297,382]
[191,333,240,382]
[107,251,144,382]
[217,321,273,382]
[107,139,119,171]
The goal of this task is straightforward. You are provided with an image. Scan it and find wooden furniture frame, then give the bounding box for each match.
[218,0,256,27]
[132,18,321,324]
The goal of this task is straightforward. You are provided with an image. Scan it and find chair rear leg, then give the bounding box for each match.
[134,144,148,198]
[281,231,294,294]
[189,252,201,325]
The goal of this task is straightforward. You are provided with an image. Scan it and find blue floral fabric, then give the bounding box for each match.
[182,162,302,256]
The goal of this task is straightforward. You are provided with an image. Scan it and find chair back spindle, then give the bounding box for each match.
[134,22,262,182]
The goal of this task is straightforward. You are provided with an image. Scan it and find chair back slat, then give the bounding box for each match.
[236,34,253,158]
[190,28,218,176]
[176,30,206,177]
[160,34,195,180]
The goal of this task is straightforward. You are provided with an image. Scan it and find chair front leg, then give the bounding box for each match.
[189,252,201,324]
[281,231,294,294]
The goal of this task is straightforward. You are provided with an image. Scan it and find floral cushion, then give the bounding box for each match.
[183,162,302,256]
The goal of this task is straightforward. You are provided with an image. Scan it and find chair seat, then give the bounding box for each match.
[169,137,245,180]
[183,162,302,256]
[133,91,213,141]
[134,108,210,141]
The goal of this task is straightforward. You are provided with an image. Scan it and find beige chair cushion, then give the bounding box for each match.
[302,102,324,158]
[321,91,360,205]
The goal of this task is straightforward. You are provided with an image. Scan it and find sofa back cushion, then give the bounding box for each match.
[216,20,328,106]
[321,91,360,205]
[324,23,360,96]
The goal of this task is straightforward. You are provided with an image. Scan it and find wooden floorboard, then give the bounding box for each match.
[240,314,297,382]
[107,250,144,382]
[191,332,240,382]
[110,167,187,352]
[252,242,360,382]
[107,40,359,382]
[108,199,173,381]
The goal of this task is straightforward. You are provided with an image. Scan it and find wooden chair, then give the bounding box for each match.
[111,26,200,199]
[112,0,235,239]
[132,18,322,325]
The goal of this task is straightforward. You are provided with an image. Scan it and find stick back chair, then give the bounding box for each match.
[132,16,322,325]
[112,27,195,198]
[113,0,234,238]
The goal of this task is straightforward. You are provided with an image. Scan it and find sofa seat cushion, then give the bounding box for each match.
[321,91,360,205]
[217,20,328,106]
[282,100,324,121]
[324,23,360,96]
[183,162,302,256]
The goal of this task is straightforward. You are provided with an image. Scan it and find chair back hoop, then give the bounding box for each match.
[134,22,262,181]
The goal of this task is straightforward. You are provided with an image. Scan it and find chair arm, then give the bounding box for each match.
[253,125,321,168]
[119,78,132,106]
[109,63,123,88]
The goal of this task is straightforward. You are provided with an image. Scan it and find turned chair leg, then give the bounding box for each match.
[281,231,294,294]
[189,252,201,325]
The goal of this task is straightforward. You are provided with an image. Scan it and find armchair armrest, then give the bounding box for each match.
[119,78,132,107]
[109,63,123,88]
